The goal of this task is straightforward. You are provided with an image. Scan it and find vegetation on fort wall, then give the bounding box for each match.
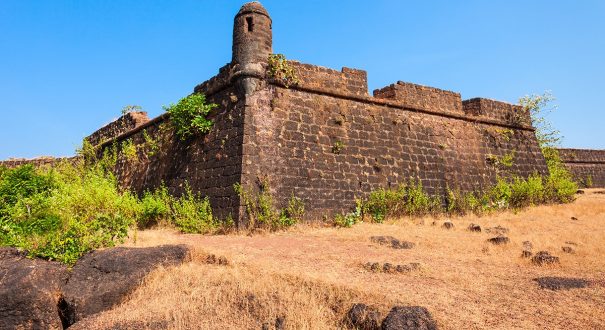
[164,93,218,140]
[267,54,299,88]
[334,92,578,227]
[234,181,305,230]
[0,147,220,264]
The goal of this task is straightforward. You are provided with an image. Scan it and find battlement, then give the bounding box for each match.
[0,156,74,169]
[289,62,368,97]
[557,148,605,187]
[462,98,528,125]
[86,111,150,146]
[558,148,605,163]
[373,81,463,115]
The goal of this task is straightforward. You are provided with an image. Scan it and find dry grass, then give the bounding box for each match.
[79,190,605,329]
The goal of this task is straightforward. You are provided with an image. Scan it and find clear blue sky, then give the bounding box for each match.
[1,0,603,159]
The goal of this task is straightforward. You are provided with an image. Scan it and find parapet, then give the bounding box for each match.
[288,62,368,97]
[0,156,74,169]
[462,98,528,126]
[86,111,150,146]
[557,148,605,163]
[373,81,463,115]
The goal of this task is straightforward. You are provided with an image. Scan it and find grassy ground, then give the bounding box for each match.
[75,189,605,329]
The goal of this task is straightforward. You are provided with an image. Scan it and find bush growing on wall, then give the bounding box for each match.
[164,93,218,140]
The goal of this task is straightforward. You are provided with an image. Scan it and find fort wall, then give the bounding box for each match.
[3,2,604,227]
[557,148,605,188]
[242,62,548,219]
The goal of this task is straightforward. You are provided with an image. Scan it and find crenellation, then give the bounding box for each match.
[87,111,150,146]
[373,81,463,115]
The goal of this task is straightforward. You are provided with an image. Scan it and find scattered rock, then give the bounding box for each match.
[346,303,381,330]
[595,190,605,194]
[571,216,578,221]
[441,222,454,230]
[532,251,560,266]
[61,245,190,326]
[521,250,533,258]
[370,236,415,249]
[576,189,585,194]
[485,226,508,235]
[562,246,575,254]
[534,277,590,290]
[275,316,286,330]
[364,262,382,272]
[467,223,481,232]
[487,235,510,245]
[364,262,420,274]
[565,241,577,246]
[383,263,396,273]
[381,306,438,330]
[523,241,533,251]
[396,263,421,273]
[0,248,69,330]
[206,254,229,265]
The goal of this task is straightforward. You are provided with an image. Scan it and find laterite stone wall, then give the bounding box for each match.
[558,148,605,188]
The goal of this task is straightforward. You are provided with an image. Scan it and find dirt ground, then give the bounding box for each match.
[86,189,605,329]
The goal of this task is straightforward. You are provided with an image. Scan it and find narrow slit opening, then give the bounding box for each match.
[246,17,254,32]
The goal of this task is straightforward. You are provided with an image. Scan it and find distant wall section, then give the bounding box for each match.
[558,148,605,188]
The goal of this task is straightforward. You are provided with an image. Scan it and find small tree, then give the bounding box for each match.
[519,91,576,201]
[121,105,143,116]
[519,91,561,148]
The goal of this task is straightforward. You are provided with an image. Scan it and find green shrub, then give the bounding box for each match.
[234,182,303,230]
[171,188,215,234]
[445,187,490,216]
[139,186,172,228]
[0,160,139,264]
[121,139,138,162]
[333,200,362,228]
[0,150,225,264]
[267,54,299,88]
[165,93,218,140]
[363,179,438,222]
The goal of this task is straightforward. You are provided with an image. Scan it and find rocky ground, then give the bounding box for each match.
[2,189,604,329]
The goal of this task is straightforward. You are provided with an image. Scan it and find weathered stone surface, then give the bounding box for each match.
[381,306,438,330]
[0,248,68,330]
[557,148,605,188]
[346,303,381,330]
[62,245,190,326]
[467,223,481,232]
[534,277,589,290]
[370,236,415,249]
[487,235,510,245]
[485,226,508,235]
[532,251,560,266]
[522,241,533,251]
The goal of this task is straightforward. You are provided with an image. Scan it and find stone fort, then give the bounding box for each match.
[2,2,604,225]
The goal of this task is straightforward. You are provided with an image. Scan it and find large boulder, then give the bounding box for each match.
[0,247,69,330]
[62,245,190,326]
[345,303,381,330]
[381,306,437,330]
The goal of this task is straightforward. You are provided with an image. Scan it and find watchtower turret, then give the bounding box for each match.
[232,2,272,67]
